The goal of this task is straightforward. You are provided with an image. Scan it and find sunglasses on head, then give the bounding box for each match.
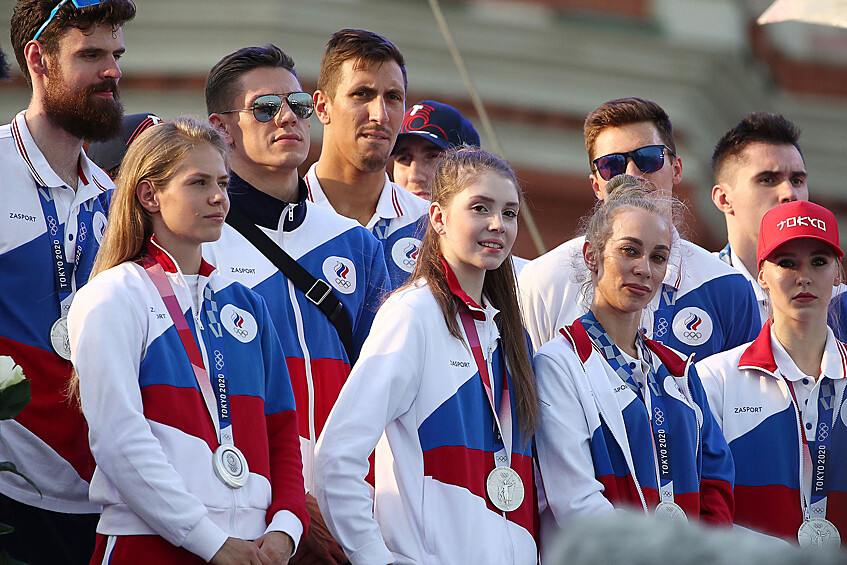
[33,0,102,42]
[592,144,673,181]
[220,92,314,122]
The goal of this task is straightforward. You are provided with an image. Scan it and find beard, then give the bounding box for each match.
[44,73,123,142]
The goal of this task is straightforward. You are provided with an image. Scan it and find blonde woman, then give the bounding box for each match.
[68,118,307,564]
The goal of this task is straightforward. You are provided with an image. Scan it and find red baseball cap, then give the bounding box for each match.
[757,200,843,266]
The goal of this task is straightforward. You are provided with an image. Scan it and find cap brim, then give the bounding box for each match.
[392,131,450,154]
[759,234,845,267]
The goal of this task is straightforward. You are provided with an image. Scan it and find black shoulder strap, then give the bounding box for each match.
[225,206,356,362]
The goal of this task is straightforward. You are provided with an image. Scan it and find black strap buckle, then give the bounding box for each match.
[306,279,332,306]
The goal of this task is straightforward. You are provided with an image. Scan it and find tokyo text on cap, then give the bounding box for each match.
[757,200,843,266]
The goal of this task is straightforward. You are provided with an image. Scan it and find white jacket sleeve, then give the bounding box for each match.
[518,262,553,351]
[313,297,424,565]
[534,345,615,528]
[69,271,228,562]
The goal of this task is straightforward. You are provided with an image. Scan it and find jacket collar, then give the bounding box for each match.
[227,171,308,231]
[145,237,215,277]
[563,318,689,376]
[441,257,490,321]
[11,111,111,196]
[740,318,847,380]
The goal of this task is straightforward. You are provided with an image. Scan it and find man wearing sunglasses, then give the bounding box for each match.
[710,112,847,335]
[1,1,135,563]
[307,29,429,290]
[205,44,390,565]
[519,97,759,360]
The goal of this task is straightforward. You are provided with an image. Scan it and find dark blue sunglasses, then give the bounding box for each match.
[592,144,673,181]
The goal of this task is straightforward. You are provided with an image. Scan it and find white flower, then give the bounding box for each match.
[0,356,25,391]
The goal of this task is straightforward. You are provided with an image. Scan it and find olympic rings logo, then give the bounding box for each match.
[402,258,417,268]
[48,217,58,236]
[818,423,829,441]
[654,408,665,426]
[78,223,87,242]
[335,277,351,289]
[655,318,668,337]
[683,331,702,340]
[214,350,225,371]
[662,490,672,498]
[232,326,248,338]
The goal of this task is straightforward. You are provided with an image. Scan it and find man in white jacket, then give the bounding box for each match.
[518,97,760,358]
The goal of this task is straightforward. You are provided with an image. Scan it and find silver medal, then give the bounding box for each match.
[485,466,524,513]
[655,501,688,523]
[50,317,71,360]
[213,444,249,489]
[798,518,841,549]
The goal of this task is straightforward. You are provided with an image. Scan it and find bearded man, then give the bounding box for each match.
[0,1,135,563]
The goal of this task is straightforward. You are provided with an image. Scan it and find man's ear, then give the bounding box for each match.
[589,172,605,202]
[24,40,49,80]
[136,180,159,213]
[314,90,332,126]
[670,154,683,186]
[208,114,234,146]
[712,183,733,215]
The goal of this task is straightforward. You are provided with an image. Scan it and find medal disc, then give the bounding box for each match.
[485,467,524,513]
[213,444,249,489]
[655,501,688,523]
[798,518,841,549]
[50,317,71,360]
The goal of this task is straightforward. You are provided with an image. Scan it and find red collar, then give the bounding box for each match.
[738,320,778,375]
[440,257,486,320]
[562,319,689,377]
[144,237,215,277]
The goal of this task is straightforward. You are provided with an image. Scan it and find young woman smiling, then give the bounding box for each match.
[313,148,538,564]
[697,200,847,548]
[67,118,307,564]
[533,175,734,558]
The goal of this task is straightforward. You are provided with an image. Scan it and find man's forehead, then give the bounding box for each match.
[58,23,124,52]
[341,58,404,87]
[737,141,804,169]
[593,122,662,154]
[237,66,300,101]
[394,135,442,154]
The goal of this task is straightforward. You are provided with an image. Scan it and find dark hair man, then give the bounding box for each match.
[710,112,847,334]
[391,100,480,200]
[518,97,760,359]
[1,1,135,562]
[308,29,428,289]
[205,44,390,564]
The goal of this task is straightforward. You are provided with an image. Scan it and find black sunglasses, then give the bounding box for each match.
[220,92,314,122]
[592,144,673,181]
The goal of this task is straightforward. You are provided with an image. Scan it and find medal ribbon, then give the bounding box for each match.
[652,283,676,345]
[581,311,677,507]
[36,183,94,317]
[786,378,846,523]
[458,308,512,468]
[143,257,234,447]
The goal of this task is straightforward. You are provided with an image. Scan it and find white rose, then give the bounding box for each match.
[0,356,25,391]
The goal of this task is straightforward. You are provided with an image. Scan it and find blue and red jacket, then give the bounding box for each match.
[69,241,308,561]
[697,321,847,542]
[204,173,389,491]
[534,319,734,554]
